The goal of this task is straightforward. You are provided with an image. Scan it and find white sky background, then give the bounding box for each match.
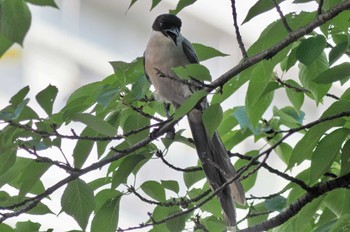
[0,0,333,231]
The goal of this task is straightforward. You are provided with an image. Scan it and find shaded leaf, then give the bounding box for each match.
[265,195,287,212]
[111,155,145,189]
[1,0,31,45]
[310,128,350,184]
[73,127,96,168]
[91,193,122,232]
[329,42,348,65]
[173,90,207,120]
[61,179,95,230]
[296,35,327,65]
[172,63,211,81]
[19,162,51,199]
[285,80,304,113]
[35,85,58,116]
[10,86,30,106]
[203,103,223,138]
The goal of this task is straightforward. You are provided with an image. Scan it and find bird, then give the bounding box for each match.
[144,14,246,230]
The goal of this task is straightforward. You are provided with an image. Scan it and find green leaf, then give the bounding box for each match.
[161,180,180,194]
[264,195,287,212]
[299,52,330,103]
[91,194,122,232]
[188,187,222,218]
[243,0,285,24]
[192,43,228,61]
[72,113,116,137]
[26,201,54,215]
[35,85,58,116]
[61,179,95,230]
[169,0,196,14]
[325,189,350,217]
[141,180,166,202]
[203,103,223,138]
[24,0,58,8]
[296,35,327,65]
[173,90,207,120]
[1,0,31,45]
[248,203,269,227]
[165,208,187,232]
[245,62,274,128]
[15,221,40,232]
[289,100,350,168]
[232,106,259,135]
[0,223,15,232]
[0,150,16,175]
[234,150,258,192]
[313,63,350,84]
[341,140,350,176]
[285,80,304,113]
[183,167,205,188]
[18,162,51,199]
[111,154,145,189]
[151,0,161,10]
[310,128,350,184]
[122,112,150,145]
[329,214,350,232]
[73,127,96,168]
[10,86,30,106]
[0,35,13,57]
[329,42,348,66]
[0,157,32,188]
[172,63,211,81]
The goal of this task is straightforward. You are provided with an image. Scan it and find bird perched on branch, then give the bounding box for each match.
[144,14,245,230]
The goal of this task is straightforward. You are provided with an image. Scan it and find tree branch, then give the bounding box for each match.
[239,172,350,232]
[272,0,292,32]
[230,0,248,59]
[209,1,350,90]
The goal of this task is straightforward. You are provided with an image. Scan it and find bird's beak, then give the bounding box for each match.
[164,27,179,45]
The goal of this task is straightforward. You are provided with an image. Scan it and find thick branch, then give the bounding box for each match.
[239,172,350,232]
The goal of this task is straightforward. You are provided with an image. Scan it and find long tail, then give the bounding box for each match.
[187,108,246,228]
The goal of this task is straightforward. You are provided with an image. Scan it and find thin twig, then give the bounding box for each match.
[272,0,292,32]
[318,0,324,15]
[275,76,340,100]
[230,0,248,58]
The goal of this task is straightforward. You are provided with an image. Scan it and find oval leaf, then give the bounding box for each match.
[296,35,326,65]
[141,180,166,202]
[203,103,223,138]
[61,179,95,230]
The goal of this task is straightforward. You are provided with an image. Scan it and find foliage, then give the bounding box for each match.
[0,0,350,231]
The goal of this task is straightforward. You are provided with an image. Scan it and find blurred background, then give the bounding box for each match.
[0,0,326,231]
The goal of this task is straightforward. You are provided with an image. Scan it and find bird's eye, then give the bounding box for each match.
[159,22,164,28]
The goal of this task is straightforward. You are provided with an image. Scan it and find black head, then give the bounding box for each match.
[152,14,182,32]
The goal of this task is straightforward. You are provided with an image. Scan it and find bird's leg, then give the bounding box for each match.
[164,102,175,139]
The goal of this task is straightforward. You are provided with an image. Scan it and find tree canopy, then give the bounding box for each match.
[0,0,350,231]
